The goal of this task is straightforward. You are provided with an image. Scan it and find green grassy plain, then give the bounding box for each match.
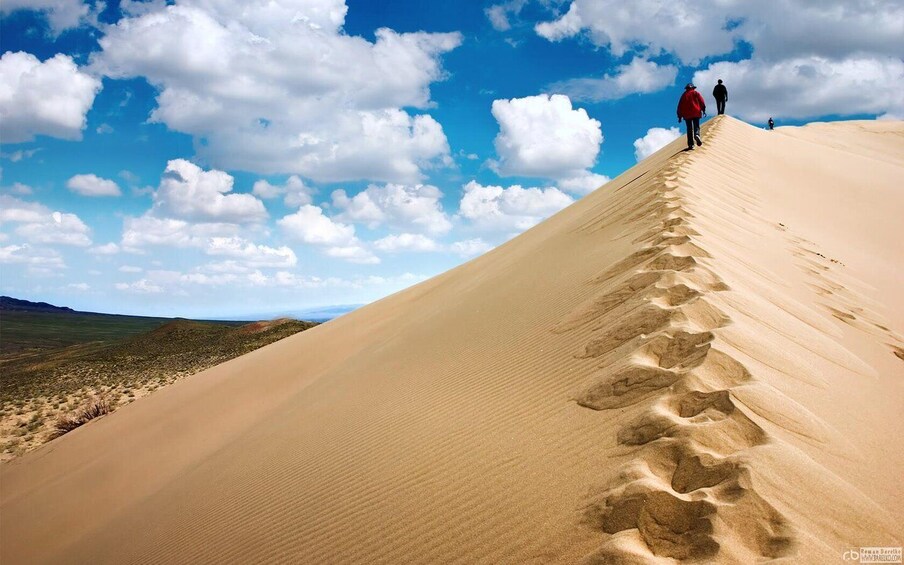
[0,310,243,354]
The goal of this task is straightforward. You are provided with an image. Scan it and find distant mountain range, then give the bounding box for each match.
[0,296,76,314]
[0,296,361,323]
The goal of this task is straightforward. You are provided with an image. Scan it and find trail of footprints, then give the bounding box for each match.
[561,151,796,562]
[778,224,904,361]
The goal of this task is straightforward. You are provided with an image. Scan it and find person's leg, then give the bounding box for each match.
[686,120,694,148]
[693,118,702,145]
[718,100,725,114]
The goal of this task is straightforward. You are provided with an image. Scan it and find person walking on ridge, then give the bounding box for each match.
[768,117,775,130]
[677,83,706,150]
[713,79,728,115]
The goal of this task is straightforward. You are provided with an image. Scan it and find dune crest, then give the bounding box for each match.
[2,117,902,564]
[572,119,818,562]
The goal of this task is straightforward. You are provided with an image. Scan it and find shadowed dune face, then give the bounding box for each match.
[2,117,903,564]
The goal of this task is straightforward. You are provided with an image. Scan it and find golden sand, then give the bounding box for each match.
[2,116,902,563]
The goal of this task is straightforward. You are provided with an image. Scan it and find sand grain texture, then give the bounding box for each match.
[2,117,902,564]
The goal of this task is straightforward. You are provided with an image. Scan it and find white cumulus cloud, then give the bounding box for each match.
[633,127,682,161]
[332,183,451,235]
[252,175,314,208]
[551,58,678,102]
[205,236,297,268]
[485,0,526,31]
[67,174,122,197]
[0,0,90,34]
[0,195,91,246]
[556,171,610,195]
[735,1,904,62]
[121,215,241,249]
[119,160,274,266]
[0,196,44,224]
[323,245,380,264]
[536,1,904,120]
[693,56,904,122]
[278,205,354,246]
[17,214,91,246]
[373,233,440,253]
[536,1,736,64]
[536,1,904,65]
[0,52,102,143]
[90,242,121,255]
[90,1,461,183]
[0,243,65,269]
[278,204,378,264]
[152,159,267,224]
[458,180,573,232]
[490,94,603,181]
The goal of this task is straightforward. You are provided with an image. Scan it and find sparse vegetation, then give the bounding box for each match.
[0,310,185,354]
[51,396,113,438]
[1,313,317,460]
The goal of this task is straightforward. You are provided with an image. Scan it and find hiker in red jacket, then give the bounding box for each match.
[677,83,706,150]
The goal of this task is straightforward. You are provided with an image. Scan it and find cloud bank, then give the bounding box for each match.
[91,0,462,183]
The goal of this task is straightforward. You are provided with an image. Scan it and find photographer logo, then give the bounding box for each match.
[843,547,902,563]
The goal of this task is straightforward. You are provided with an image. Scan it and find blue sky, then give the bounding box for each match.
[1,0,902,318]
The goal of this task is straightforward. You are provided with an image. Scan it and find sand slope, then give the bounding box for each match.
[2,117,902,564]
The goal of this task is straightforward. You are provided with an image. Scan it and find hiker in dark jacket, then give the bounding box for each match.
[677,83,706,150]
[713,79,728,115]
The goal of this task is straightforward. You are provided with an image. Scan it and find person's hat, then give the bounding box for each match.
[717,79,723,84]
[685,82,695,90]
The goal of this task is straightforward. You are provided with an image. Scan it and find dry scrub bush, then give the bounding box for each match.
[52,396,114,438]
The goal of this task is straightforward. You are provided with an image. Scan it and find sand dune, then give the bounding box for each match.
[2,116,902,563]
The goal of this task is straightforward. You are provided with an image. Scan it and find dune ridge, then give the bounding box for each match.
[1,117,902,564]
[568,126,794,561]
[571,117,901,563]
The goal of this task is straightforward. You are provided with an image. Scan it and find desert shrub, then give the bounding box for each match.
[79,396,113,420]
[51,397,114,438]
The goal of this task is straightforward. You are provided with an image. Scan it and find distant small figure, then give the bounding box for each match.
[713,79,728,115]
[768,117,775,130]
[677,83,706,150]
